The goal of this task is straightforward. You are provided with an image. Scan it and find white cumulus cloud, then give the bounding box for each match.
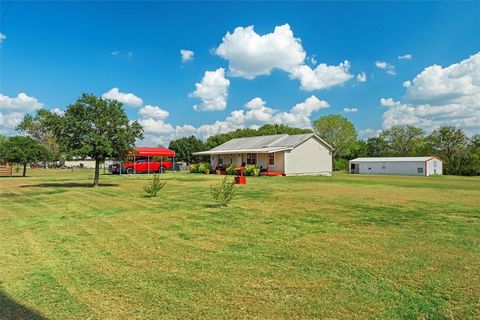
[180,49,194,62]
[398,54,413,60]
[0,112,24,135]
[381,52,480,135]
[138,105,169,120]
[215,24,306,79]
[0,92,44,136]
[214,23,353,90]
[358,128,381,140]
[50,108,64,115]
[138,96,329,146]
[375,60,396,75]
[102,87,143,107]
[0,92,44,112]
[356,72,367,82]
[289,61,353,91]
[190,68,230,111]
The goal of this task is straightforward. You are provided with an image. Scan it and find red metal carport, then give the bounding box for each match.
[124,147,176,174]
[129,147,176,158]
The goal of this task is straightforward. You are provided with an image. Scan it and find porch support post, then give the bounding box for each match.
[134,155,136,174]
[148,156,150,174]
[267,152,270,174]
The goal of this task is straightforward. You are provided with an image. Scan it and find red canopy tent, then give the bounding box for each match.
[129,147,176,158]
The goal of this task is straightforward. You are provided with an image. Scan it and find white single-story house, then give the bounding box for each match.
[348,157,443,176]
[194,133,333,176]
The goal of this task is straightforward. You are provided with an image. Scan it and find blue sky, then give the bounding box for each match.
[1,1,479,145]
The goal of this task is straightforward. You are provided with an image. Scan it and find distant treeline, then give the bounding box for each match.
[1,110,478,177]
[168,118,479,176]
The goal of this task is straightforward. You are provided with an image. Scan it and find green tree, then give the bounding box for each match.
[350,139,369,159]
[379,125,425,156]
[312,114,357,170]
[168,135,205,163]
[0,136,49,176]
[256,124,311,136]
[461,135,480,176]
[365,137,388,157]
[427,126,468,175]
[17,109,62,163]
[50,93,143,186]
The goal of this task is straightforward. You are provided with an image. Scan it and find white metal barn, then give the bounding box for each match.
[194,133,333,176]
[348,157,443,176]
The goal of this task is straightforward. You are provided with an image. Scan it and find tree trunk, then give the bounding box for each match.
[93,159,100,187]
[331,151,337,172]
[23,163,27,177]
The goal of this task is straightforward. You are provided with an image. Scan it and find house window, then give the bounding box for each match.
[268,153,275,166]
[246,153,257,165]
[418,167,424,173]
[218,156,224,165]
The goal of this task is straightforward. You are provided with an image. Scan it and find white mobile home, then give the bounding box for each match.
[349,157,443,176]
[194,133,333,176]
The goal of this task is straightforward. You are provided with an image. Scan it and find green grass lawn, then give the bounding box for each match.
[1,170,479,319]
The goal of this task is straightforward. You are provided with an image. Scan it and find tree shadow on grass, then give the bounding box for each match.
[204,203,224,208]
[20,182,119,188]
[0,290,46,320]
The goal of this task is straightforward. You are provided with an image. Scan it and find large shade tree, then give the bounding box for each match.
[0,136,49,176]
[379,125,425,156]
[168,135,205,164]
[312,114,357,170]
[463,135,480,176]
[49,93,143,186]
[16,109,62,163]
[427,126,468,175]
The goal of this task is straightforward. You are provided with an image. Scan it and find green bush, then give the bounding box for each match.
[210,176,236,206]
[335,159,348,172]
[243,165,260,176]
[143,174,167,197]
[189,163,199,173]
[226,164,237,175]
[198,162,211,174]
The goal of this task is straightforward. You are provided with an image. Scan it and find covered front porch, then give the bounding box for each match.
[210,151,285,176]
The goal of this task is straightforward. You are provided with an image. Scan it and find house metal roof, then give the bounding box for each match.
[194,133,331,155]
[350,157,440,162]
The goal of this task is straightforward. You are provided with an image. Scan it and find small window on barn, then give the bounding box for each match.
[268,153,275,166]
[418,167,424,173]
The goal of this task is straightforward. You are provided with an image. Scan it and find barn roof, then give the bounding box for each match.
[194,133,332,155]
[350,157,441,162]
